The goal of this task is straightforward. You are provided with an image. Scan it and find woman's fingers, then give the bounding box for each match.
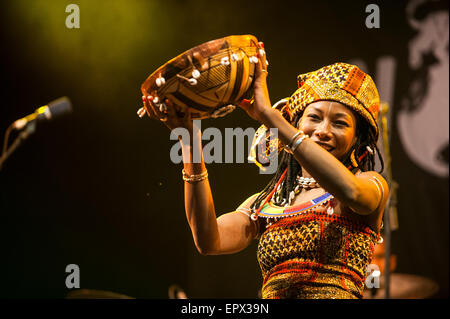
[142,95,156,119]
[238,98,252,112]
[184,107,192,123]
[258,42,268,72]
[144,95,168,121]
[254,42,268,81]
[164,98,177,118]
[164,98,186,127]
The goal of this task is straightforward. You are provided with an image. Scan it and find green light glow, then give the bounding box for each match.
[6,0,168,90]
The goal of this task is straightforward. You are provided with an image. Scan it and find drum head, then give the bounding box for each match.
[141,34,260,119]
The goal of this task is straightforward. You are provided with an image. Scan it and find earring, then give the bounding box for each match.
[350,149,359,168]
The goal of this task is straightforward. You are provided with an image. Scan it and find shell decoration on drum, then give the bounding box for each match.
[141,35,262,120]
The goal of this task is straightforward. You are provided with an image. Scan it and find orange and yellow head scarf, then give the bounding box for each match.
[282,62,380,138]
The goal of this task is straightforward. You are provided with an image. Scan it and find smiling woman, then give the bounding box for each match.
[143,56,389,299]
[244,62,388,298]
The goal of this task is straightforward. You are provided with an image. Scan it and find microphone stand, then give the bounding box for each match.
[380,102,399,299]
[1,97,72,172]
[0,121,36,171]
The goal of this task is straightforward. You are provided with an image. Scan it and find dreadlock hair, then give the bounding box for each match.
[342,112,384,173]
[249,106,384,213]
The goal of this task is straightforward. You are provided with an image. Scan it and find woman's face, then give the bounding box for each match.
[298,101,357,161]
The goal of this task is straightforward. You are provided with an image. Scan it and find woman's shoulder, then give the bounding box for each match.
[355,171,389,192]
[237,192,261,209]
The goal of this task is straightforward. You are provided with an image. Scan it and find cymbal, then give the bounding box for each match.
[168,284,188,299]
[363,273,439,299]
[66,289,134,299]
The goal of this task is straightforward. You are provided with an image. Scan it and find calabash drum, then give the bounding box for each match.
[141,35,261,119]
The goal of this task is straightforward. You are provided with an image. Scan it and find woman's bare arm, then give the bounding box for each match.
[180,122,259,255]
[142,96,258,255]
[258,108,388,215]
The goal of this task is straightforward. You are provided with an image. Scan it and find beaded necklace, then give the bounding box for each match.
[260,192,334,219]
[251,168,337,223]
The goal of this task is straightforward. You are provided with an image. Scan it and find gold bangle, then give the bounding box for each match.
[182,169,208,183]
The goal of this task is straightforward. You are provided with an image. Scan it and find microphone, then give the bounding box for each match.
[12,96,72,130]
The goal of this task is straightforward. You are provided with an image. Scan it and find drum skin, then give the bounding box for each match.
[141,35,260,119]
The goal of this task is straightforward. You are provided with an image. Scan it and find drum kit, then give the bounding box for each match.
[66,289,134,299]
[65,285,188,299]
[66,274,439,299]
[363,273,439,299]
[65,285,189,299]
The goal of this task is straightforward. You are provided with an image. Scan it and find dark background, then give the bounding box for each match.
[0,0,447,299]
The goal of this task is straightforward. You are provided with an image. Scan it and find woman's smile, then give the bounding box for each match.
[314,141,335,152]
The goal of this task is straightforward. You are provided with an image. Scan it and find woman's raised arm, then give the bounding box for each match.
[143,96,258,255]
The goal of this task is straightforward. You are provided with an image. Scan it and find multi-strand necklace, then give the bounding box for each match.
[272,174,321,207]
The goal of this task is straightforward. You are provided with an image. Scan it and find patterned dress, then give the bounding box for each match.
[257,206,379,299]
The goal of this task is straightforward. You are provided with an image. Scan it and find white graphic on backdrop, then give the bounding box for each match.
[397,0,449,177]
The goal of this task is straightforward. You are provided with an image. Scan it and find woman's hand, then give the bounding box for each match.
[238,42,272,124]
[140,95,193,132]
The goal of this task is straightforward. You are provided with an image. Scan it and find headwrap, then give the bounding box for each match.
[249,63,380,170]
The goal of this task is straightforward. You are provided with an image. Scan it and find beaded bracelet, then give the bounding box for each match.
[182,169,208,183]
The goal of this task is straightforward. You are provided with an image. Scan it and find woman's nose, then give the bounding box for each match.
[314,120,332,139]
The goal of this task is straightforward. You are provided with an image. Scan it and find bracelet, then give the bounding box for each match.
[182,169,208,183]
[285,131,302,149]
[284,131,308,154]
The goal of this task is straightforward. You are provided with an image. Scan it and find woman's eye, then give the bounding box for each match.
[335,121,349,127]
[308,114,320,120]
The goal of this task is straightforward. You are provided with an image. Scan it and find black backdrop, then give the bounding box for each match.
[0,0,448,299]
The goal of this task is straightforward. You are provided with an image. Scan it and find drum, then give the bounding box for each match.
[141,34,261,119]
[363,273,439,299]
[66,289,134,299]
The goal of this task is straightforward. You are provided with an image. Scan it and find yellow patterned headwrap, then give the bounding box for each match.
[285,62,380,138]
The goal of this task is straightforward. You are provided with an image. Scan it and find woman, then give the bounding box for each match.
[142,46,389,299]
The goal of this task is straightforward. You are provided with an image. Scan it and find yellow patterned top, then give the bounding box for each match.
[257,210,379,299]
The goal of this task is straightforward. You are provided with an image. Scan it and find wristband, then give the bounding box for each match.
[284,131,308,154]
[182,169,208,183]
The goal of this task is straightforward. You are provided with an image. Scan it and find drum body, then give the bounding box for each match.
[141,35,260,119]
